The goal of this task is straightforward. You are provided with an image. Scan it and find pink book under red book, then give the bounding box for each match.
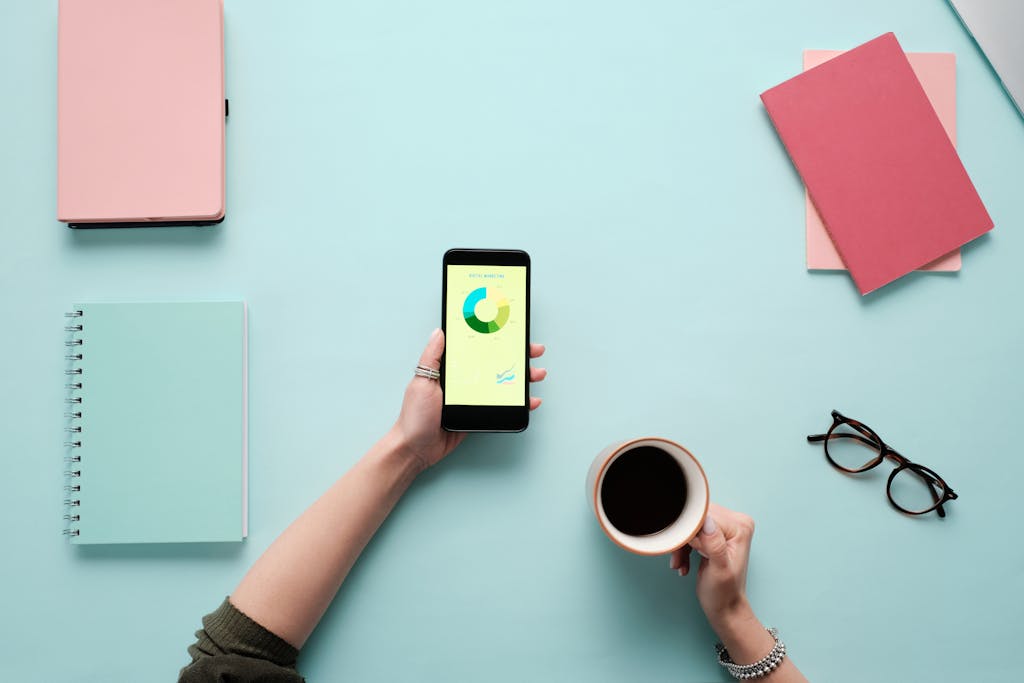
[762,33,993,294]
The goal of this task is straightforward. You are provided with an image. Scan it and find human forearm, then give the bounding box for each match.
[708,600,808,683]
[188,332,545,666]
[230,429,422,648]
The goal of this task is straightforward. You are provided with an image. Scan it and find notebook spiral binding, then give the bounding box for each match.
[64,310,83,538]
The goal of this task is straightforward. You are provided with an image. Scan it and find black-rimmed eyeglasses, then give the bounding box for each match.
[807,410,958,517]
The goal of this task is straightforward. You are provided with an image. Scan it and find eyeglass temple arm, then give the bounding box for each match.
[807,432,879,449]
[922,470,948,518]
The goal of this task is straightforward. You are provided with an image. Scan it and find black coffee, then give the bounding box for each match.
[600,446,687,536]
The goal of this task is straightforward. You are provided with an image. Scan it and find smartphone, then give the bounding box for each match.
[441,249,531,432]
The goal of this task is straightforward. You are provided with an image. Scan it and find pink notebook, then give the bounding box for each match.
[804,50,961,272]
[57,0,225,227]
[761,33,992,294]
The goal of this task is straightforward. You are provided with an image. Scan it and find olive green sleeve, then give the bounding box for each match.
[178,597,304,683]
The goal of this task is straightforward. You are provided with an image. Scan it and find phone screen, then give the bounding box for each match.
[444,264,528,407]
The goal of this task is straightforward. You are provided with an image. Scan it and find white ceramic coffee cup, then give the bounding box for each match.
[586,437,709,555]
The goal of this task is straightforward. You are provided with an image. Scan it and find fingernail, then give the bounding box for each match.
[669,556,678,570]
[430,328,441,341]
[702,516,717,536]
[677,568,684,577]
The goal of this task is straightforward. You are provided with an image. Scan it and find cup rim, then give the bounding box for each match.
[592,437,710,556]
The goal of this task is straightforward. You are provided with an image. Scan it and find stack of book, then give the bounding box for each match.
[761,33,993,295]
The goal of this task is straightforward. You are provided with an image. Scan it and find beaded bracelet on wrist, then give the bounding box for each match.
[715,626,786,680]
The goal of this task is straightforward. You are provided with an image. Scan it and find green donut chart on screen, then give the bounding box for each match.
[462,287,510,334]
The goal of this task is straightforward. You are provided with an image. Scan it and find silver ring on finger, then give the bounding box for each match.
[414,364,440,381]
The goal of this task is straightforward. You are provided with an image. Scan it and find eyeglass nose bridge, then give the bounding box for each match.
[881,448,908,465]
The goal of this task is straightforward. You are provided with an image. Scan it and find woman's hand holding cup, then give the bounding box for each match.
[671,503,777,666]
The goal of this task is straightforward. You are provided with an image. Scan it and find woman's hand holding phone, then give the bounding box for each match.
[391,329,546,471]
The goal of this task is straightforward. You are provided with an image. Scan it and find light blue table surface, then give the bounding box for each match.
[3,1,1022,681]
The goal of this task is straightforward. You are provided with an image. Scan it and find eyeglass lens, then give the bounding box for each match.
[825,423,882,472]
[889,467,944,514]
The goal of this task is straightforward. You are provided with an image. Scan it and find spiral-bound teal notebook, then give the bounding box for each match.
[64,302,247,544]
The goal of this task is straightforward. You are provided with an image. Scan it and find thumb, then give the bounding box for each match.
[689,515,728,562]
[418,329,444,369]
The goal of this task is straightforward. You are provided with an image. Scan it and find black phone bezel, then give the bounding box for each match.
[441,248,531,433]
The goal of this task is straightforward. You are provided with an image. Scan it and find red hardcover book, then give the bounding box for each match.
[761,33,993,295]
